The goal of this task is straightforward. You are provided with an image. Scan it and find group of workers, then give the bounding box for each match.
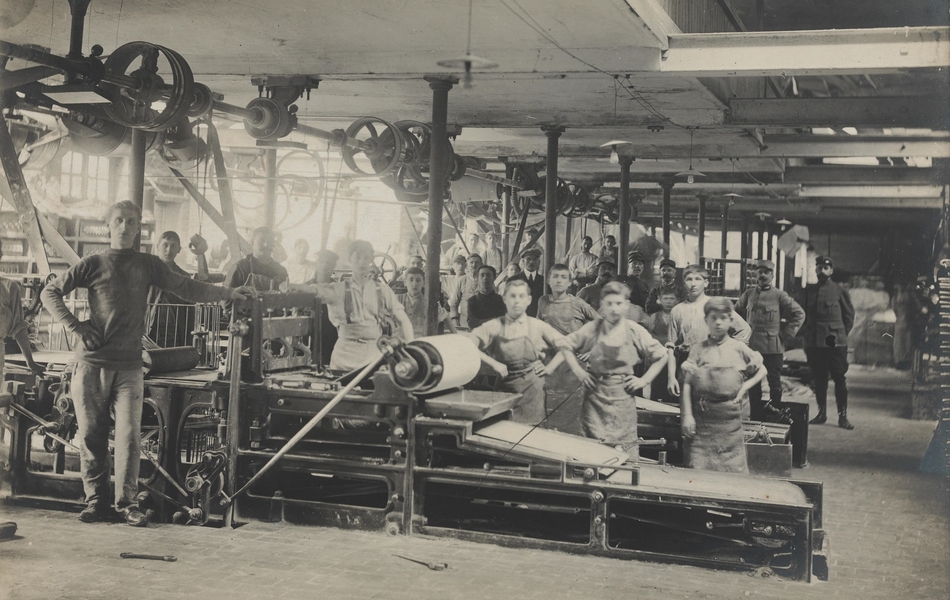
[20,203,855,529]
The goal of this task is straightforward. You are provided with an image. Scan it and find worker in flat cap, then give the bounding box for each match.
[735,259,805,419]
[624,249,650,310]
[519,247,546,317]
[646,257,686,314]
[800,256,855,429]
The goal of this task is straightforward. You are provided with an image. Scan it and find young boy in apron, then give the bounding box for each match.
[557,281,668,446]
[680,297,767,473]
[470,279,581,424]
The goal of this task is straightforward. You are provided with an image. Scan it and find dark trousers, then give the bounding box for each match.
[749,353,785,406]
[804,346,849,415]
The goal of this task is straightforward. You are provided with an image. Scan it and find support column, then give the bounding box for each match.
[766,228,774,263]
[756,223,765,259]
[543,126,564,269]
[720,201,729,259]
[502,160,512,265]
[697,195,707,260]
[263,147,278,230]
[618,158,633,277]
[661,181,673,258]
[740,215,750,260]
[129,128,147,250]
[423,76,457,336]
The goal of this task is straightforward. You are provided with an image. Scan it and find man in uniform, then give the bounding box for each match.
[801,256,855,429]
[568,236,598,291]
[735,259,805,416]
[520,247,545,317]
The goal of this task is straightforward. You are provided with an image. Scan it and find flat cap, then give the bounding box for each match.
[521,247,542,259]
[597,258,617,268]
[627,250,645,262]
[816,255,833,268]
[659,258,676,269]
[754,259,775,271]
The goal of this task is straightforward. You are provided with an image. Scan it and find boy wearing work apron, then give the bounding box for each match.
[681,297,767,473]
[558,281,667,446]
[471,279,579,424]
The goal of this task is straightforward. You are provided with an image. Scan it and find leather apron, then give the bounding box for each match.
[489,325,546,424]
[684,366,748,473]
[583,325,641,445]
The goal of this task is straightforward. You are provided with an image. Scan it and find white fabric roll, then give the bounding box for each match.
[412,334,481,393]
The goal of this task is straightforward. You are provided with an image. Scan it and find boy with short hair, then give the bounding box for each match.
[467,265,506,329]
[666,265,751,398]
[645,288,679,401]
[680,297,767,473]
[471,279,582,424]
[558,281,668,445]
[536,264,599,335]
[397,267,456,338]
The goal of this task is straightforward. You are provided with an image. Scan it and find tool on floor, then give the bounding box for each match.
[393,554,447,571]
[120,553,178,562]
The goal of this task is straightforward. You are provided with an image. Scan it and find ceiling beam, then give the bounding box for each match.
[784,166,948,185]
[661,26,950,77]
[797,185,943,198]
[725,96,950,129]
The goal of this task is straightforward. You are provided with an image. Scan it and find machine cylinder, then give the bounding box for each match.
[388,334,480,394]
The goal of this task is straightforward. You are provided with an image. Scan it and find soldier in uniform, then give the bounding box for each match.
[801,256,855,429]
[735,259,805,417]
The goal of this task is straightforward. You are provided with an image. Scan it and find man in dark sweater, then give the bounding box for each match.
[226,227,288,291]
[41,201,254,527]
[467,265,506,329]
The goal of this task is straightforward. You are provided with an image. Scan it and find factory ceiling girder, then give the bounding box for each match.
[0,0,947,224]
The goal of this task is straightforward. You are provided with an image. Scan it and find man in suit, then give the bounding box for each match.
[801,256,855,429]
[520,247,545,317]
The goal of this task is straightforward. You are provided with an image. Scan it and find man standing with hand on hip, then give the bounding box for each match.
[735,259,805,417]
[42,201,255,527]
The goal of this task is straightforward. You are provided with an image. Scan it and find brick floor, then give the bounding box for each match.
[0,366,946,600]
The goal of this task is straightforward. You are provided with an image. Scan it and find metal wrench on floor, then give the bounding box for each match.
[393,554,448,570]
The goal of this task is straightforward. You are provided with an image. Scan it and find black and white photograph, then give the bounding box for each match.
[0,1,946,598]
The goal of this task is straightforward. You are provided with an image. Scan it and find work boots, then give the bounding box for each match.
[838,412,855,430]
[78,502,112,523]
[809,409,827,425]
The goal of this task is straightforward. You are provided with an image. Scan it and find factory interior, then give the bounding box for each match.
[0,0,947,598]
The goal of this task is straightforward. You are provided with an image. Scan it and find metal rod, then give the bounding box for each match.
[509,198,531,260]
[502,162,512,265]
[66,0,93,63]
[129,128,146,251]
[295,122,371,152]
[9,403,80,452]
[213,101,255,122]
[662,181,673,258]
[423,76,456,337]
[757,224,764,259]
[263,148,277,229]
[698,196,707,259]
[721,202,729,259]
[168,167,251,254]
[404,206,426,261]
[0,41,87,76]
[0,112,52,274]
[543,126,563,269]
[142,448,190,499]
[224,353,386,503]
[618,158,632,277]
[465,168,523,189]
[741,216,750,260]
[206,122,245,261]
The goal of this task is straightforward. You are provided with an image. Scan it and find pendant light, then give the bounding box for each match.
[437,0,497,88]
[675,128,705,184]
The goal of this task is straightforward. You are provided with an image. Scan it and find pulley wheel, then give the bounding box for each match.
[244,97,295,141]
[101,42,195,132]
[187,82,214,118]
[373,252,398,284]
[341,117,404,176]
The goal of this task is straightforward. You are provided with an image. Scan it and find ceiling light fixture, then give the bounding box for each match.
[437,0,497,89]
[600,139,632,165]
[675,128,705,184]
